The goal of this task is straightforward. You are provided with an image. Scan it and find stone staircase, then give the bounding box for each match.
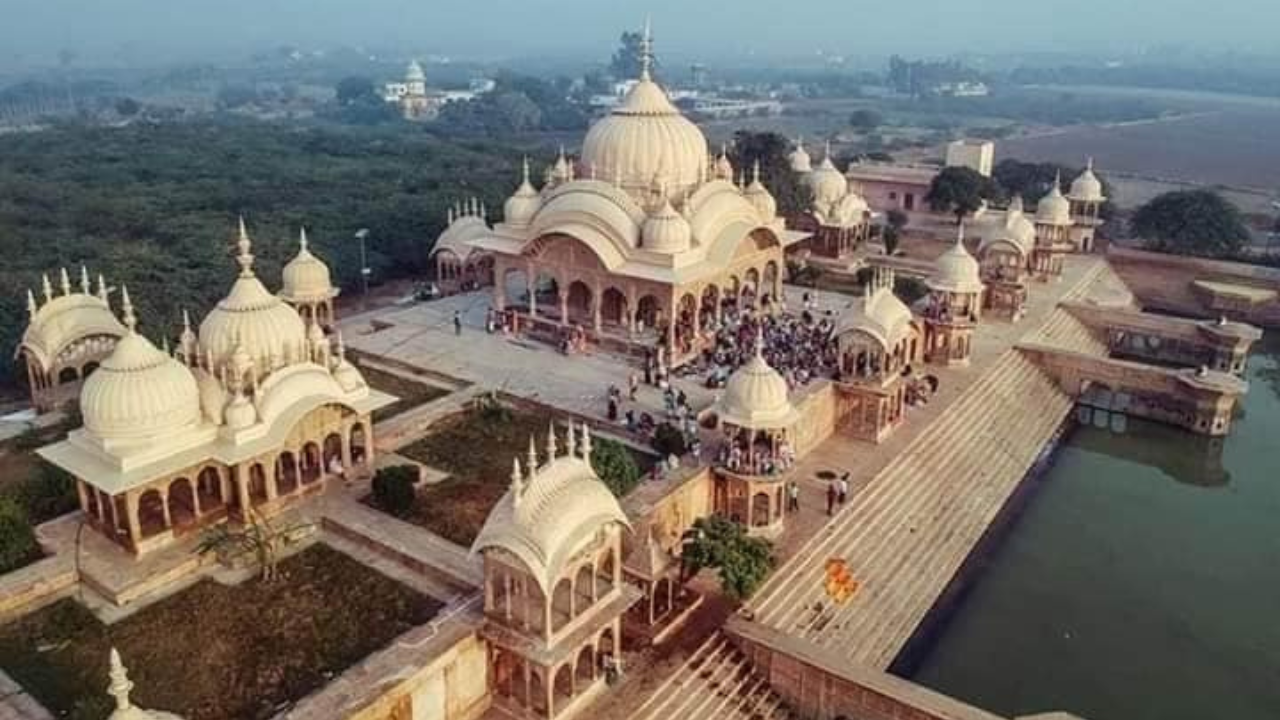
[628,634,795,720]
[745,347,1073,670]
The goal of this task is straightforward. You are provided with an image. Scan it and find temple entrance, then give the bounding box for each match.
[503,268,530,310]
[138,490,166,537]
[567,281,593,326]
[635,295,662,334]
[601,287,627,330]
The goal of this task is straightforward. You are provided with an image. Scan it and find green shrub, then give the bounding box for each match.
[590,438,642,497]
[682,516,774,600]
[372,466,419,517]
[0,497,40,573]
[651,423,687,458]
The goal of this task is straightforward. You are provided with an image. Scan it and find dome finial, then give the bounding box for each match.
[97,274,108,302]
[80,265,91,294]
[235,217,255,277]
[511,457,524,504]
[640,16,654,81]
[824,139,833,160]
[753,159,762,184]
[957,220,966,246]
[26,288,37,316]
[107,647,135,712]
[566,420,576,457]
[546,420,558,457]
[120,285,137,333]
[60,267,71,296]
[41,273,53,303]
[527,434,538,474]
[299,226,309,252]
[754,325,765,358]
[522,155,531,184]
[1086,156,1094,172]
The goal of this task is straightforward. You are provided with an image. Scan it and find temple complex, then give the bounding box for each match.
[788,140,873,259]
[35,220,392,555]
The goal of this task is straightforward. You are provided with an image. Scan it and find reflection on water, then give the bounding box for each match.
[910,335,1280,720]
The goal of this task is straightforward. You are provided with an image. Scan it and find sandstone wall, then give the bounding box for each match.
[1108,247,1280,327]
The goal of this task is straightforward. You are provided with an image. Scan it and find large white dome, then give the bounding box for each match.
[581,74,708,200]
[200,221,307,370]
[1069,159,1105,203]
[80,291,201,442]
[1036,178,1072,226]
[928,228,984,294]
[808,147,849,213]
[718,341,798,430]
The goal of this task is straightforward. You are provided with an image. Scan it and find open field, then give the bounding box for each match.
[0,544,441,720]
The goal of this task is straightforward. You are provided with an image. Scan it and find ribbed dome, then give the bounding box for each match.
[718,340,797,430]
[743,163,777,221]
[808,147,848,212]
[789,140,812,173]
[1069,159,1105,203]
[1036,179,1072,226]
[829,192,870,228]
[642,198,693,253]
[80,291,201,442]
[20,269,125,369]
[200,221,307,369]
[473,422,630,593]
[280,228,336,303]
[504,158,544,227]
[581,73,708,199]
[928,228,984,294]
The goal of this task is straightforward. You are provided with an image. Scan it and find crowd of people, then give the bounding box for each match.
[688,295,839,391]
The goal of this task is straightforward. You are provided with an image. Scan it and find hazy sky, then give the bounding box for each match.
[0,0,1275,67]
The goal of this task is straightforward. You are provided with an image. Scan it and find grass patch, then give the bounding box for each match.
[390,401,652,547]
[0,544,442,720]
[357,365,451,422]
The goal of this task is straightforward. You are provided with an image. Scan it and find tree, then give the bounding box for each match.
[729,130,814,217]
[591,438,642,497]
[883,209,909,256]
[926,166,998,222]
[610,30,654,80]
[335,76,379,106]
[114,97,141,117]
[1131,190,1251,258]
[849,109,883,132]
[681,516,774,600]
[651,422,687,458]
[215,84,259,110]
[0,498,39,573]
[196,509,313,582]
[372,465,420,516]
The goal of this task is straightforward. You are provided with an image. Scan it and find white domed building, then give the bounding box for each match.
[472,420,637,719]
[833,268,922,443]
[789,140,872,258]
[1032,172,1074,278]
[712,335,801,535]
[16,267,126,413]
[279,228,340,327]
[434,25,807,367]
[1067,158,1107,252]
[432,196,498,295]
[970,195,1035,317]
[38,220,394,556]
[923,224,985,366]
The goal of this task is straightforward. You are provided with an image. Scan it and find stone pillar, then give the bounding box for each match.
[75,480,89,517]
[234,464,251,519]
[559,291,569,326]
[528,278,537,318]
[125,493,141,547]
[159,487,172,529]
[265,465,278,502]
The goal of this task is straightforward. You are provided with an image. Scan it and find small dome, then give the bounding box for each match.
[836,273,914,351]
[223,391,257,430]
[504,158,544,227]
[789,140,812,173]
[743,163,777,221]
[580,50,708,199]
[1069,159,1106,203]
[332,334,365,392]
[80,290,201,442]
[406,60,426,82]
[280,228,337,304]
[20,270,126,371]
[718,339,798,430]
[808,145,848,213]
[199,220,308,370]
[829,192,870,228]
[714,147,734,181]
[1036,178,1072,226]
[642,198,693,253]
[928,227,985,294]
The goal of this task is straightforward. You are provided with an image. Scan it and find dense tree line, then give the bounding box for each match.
[0,120,525,388]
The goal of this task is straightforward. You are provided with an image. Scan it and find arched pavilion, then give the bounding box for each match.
[473,420,638,719]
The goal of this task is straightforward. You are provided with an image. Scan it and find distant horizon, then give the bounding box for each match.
[1,0,1277,72]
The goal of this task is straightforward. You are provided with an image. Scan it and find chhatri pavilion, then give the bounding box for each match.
[434,28,807,365]
[788,139,874,258]
[36,220,394,555]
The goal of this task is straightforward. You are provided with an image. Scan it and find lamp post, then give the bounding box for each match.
[354,228,371,306]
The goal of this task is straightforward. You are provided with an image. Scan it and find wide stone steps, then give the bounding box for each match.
[627,635,795,720]
[745,350,1072,669]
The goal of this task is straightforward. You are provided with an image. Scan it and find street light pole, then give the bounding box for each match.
[354,228,371,307]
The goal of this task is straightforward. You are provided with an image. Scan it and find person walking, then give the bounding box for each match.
[628,372,639,401]
[787,480,800,513]
[453,310,462,336]
[838,472,850,505]
[826,482,837,516]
